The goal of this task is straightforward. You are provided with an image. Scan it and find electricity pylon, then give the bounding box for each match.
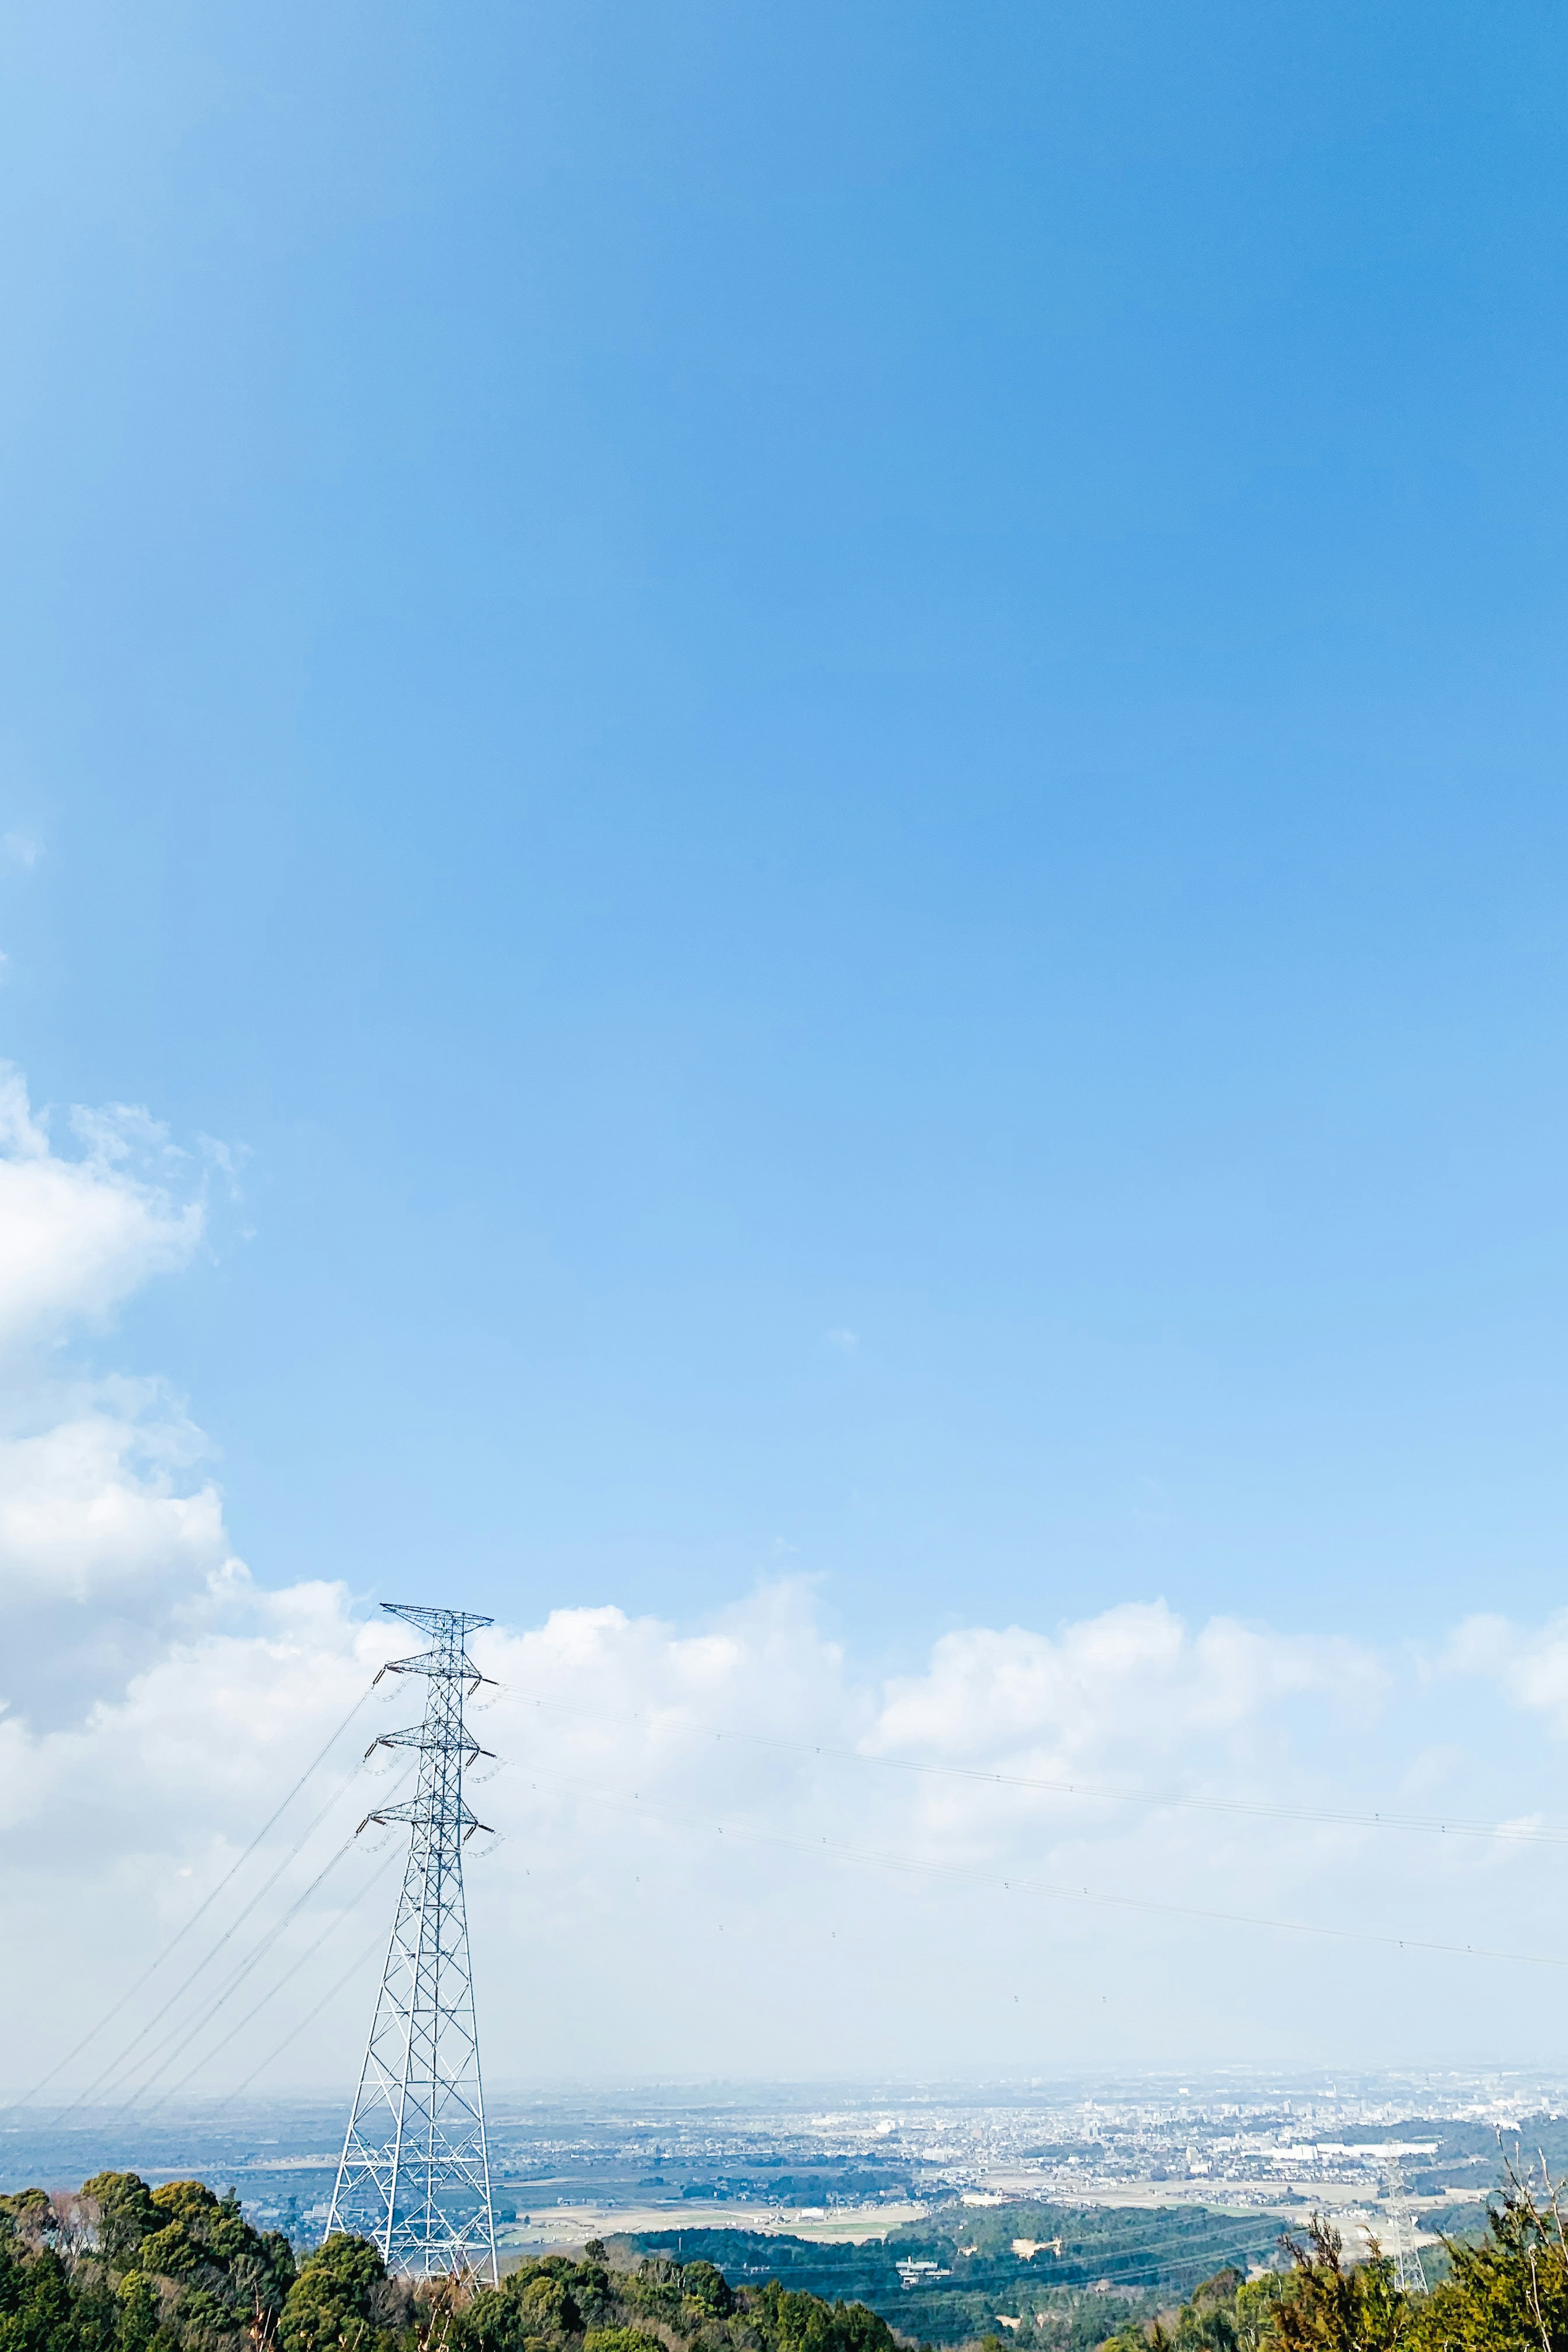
[325,1604,498,2282]
[1385,2158,1428,2293]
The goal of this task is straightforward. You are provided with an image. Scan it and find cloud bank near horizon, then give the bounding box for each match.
[1,1058,1564,2099]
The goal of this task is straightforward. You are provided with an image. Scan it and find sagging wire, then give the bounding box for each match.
[114,1757,418,2112]
[144,1842,404,2113]
[518,1762,1568,1974]
[53,1742,405,2121]
[494,1684,1568,1849]
[215,1922,394,2109]
[15,1681,377,2113]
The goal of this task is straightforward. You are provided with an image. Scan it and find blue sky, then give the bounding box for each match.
[4,0,1568,1665]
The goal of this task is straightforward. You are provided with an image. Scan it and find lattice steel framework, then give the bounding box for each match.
[1385,2158,1428,2294]
[326,1604,498,2282]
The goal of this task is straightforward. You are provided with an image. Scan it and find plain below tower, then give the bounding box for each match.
[326,1602,499,2282]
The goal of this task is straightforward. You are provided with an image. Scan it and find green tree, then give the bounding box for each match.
[279,2239,393,2352]
[114,2273,160,2352]
[0,2201,56,2261]
[1409,2178,1568,2352]
[1234,2276,1291,2352]
[229,2233,296,2352]
[0,2250,78,2352]
[1151,2260,1289,2352]
[621,2262,679,2332]
[82,2182,159,2275]
[1177,2269,1245,2352]
[680,2267,733,2323]
[0,2239,27,2325]
[744,2280,900,2352]
[583,2330,663,2352]
[455,2265,584,2352]
[1265,2219,1410,2352]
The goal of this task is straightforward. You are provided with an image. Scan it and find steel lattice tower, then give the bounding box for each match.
[326,1604,498,2283]
[1385,2158,1428,2294]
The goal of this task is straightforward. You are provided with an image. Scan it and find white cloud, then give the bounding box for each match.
[0,1068,223,1728]
[870,1601,1383,1774]
[433,1586,1563,2078]
[1439,1609,1568,1737]
[0,1390,224,1606]
[0,1058,1566,2098]
[4,1562,1568,2098]
[0,1067,203,1355]
[0,1572,378,1851]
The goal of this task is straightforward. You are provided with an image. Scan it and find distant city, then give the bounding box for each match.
[7,2068,1560,2258]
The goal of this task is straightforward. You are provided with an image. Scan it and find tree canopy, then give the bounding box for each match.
[0,2168,1564,2352]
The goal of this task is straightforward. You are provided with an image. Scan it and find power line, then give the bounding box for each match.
[888,2222,1289,2279]
[127,1784,411,2108]
[498,1687,1568,1849]
[12,1682,375,2111]
[216,1922,392,2109]
[53,1732,386,2121]
[522,1765,1568,1972]
[146,1844,403,2112]
[114,1759,416,2110]
[116,1827,361,2107]
[666,2197,1376,2287]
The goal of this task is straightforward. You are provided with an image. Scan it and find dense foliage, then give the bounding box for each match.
[449,2244,898,2352]
[0,2174,300,2352]
[622,2200,1287,2348]
[0,2192,898,2352]
[4,2171,1568,2352]
[1101,2175,1568,2352]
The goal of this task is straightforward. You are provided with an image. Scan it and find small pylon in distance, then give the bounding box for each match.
[1385,2158,1428,2294]
[325,1604,499,2283]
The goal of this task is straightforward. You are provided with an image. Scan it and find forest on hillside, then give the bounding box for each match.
[3,2167,1568,2352]
[0,2176,895,2352]
[619,2195,1289,2343]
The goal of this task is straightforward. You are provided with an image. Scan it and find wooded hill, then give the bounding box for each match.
[2,2166,1566,2352]
[616,2196,1289,2347]
[0,2175,896,2352]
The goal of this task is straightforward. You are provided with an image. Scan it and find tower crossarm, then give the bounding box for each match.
[364,1726,493,1762]
[382,1601,494,1638]
[377,1646,492,1686]
[361,1794,494,1838]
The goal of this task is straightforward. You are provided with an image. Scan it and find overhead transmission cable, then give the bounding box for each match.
[522,1763,1568,1973]
[498,1686,1568,1848]
[113,1826,359,2106]
[145,1842,403,2113]
[53,1731,396,2122]
[111,1758,416,2112]
[65,1764,361,2112]
[217,1918,394,2108]
[1035,2244,1278,2291]
[14,1681,376,2111]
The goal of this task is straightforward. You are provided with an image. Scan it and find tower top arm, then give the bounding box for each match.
[381,1601,496,1636]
